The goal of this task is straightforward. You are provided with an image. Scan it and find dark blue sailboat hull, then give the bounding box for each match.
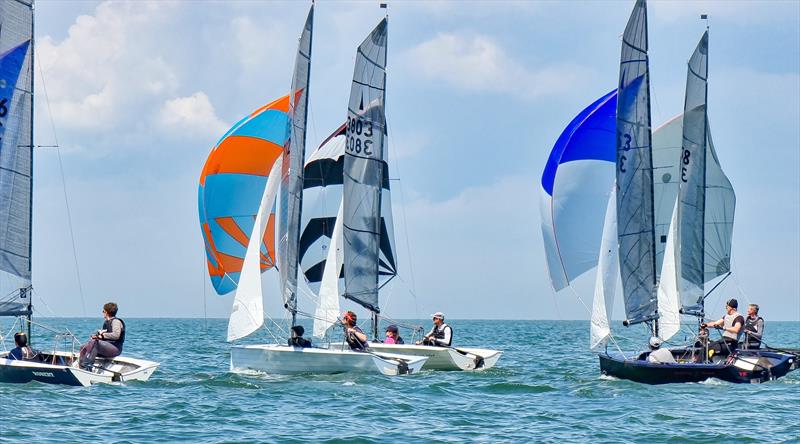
[599,350,797,384]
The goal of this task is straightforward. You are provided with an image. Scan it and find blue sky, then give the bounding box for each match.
[27,0,799,322]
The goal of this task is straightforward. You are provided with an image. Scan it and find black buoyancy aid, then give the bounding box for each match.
[433,324,453,346]
[102,317,126,347]
[744,316,763,345]
[345,327,368,351]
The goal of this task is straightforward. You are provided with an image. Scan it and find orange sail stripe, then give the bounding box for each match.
[215,217,251,250]
[202,222,225,277]
[216,251,245,273]
[200,137,283,184]
[260,213,277,268]
[251,94,291,116]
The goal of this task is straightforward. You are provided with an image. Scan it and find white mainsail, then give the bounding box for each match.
[227,158,283,341]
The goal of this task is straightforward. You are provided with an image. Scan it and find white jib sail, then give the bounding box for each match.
[590,188,618,351]
[656,199,681,341]
[313,199,344,338]
[227,158,283,341]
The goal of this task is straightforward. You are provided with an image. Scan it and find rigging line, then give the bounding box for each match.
[384,115,419,319]
[36,48,86,317]
[30,287,55,317]
[201,244,207,332]
[567,285,627,358]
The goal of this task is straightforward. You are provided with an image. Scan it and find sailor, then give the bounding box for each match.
[418,312,452,347]
[7,332,36,361]
[341,311,369,351]
[702,298,744,357]
[646,337,675,364]
[288,325,312,348]
[78,302,126,370]
[743,304,764,350]
[384,325,404,344]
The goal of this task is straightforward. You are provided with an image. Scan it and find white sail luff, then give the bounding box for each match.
[591,188,618,351]
[313,199,344,338]
[656,199,681,341]
[227,158,283,341]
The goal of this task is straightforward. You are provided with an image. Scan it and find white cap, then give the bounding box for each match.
[648,336,662,349]
[431,312,444,320]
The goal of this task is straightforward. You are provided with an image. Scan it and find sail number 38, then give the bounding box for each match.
[347,116,374,156]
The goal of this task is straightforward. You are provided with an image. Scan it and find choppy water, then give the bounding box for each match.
[0,319,798,442]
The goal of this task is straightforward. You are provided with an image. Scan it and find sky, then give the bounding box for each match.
[16,0,800,322]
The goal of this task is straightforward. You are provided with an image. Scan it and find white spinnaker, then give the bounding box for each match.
[656,199,681,341]
[590,188,618,351]
[313,199,344,338]
[227,158,283,341]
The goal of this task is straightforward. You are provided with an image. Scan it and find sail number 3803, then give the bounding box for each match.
[347,116,374,156]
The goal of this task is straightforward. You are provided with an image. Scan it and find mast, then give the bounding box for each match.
[279,4,314,327]
[342,17,389,340]
[616,0,658,332]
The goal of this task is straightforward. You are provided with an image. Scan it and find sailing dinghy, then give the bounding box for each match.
[198,5,427,376]
[294,27,502,372]
[0,0,159,386]
[541,0,797,384]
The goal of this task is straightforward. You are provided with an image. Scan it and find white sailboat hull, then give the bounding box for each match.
[0,351,159,387]
[366,343,502,371]
[230,344,428,376]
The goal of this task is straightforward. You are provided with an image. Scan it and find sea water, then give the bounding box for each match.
[0,319,798,443]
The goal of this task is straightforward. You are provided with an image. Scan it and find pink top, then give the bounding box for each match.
[384,336,396,344]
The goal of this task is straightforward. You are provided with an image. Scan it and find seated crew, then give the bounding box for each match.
[693,326,710,362]
[646,337,675,364]
[384,325,404,344]
[288,325,312,348]
[417,312,452,347]
[702,298,744,358]
[79,302,126,370]
[341,311,369,351]
[742,304,764,350]
[8,332,37,361]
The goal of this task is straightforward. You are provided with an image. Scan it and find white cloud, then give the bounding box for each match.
[159,92,229,141]
[403,33,586,99]
[36,1,180,130]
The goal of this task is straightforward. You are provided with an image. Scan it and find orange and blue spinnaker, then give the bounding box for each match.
[198,95,290,295]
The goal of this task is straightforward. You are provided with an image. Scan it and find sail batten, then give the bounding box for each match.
[342,19,390,313]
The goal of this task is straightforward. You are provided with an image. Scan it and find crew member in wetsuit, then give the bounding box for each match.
[79,302,125,370]
[702,298,744,357]
[743,303,764,350]
[418,312,452,347]
[8,332,36,361]
[341,311,368,351]
[288,325,312,348]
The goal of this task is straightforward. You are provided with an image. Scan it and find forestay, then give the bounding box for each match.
[342,18,393,312]
[0,0,33,296]
[678,31,735,312]
[278,5,314,319]
[615,0,658,325]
